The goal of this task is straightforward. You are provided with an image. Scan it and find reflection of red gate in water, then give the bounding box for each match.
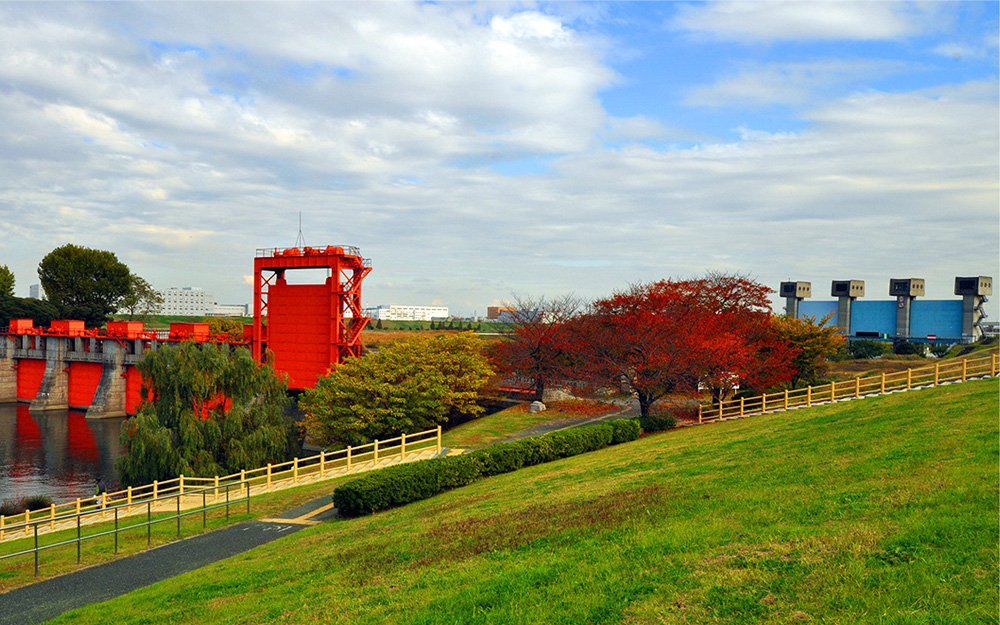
[66,410,99,463]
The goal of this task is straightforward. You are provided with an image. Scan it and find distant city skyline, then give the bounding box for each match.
[0,2,996,318]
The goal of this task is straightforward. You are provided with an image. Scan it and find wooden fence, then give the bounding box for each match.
[697,352,998,423]
[0,426,442,542]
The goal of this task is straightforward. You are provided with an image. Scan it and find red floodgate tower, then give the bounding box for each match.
[251,245,372,390]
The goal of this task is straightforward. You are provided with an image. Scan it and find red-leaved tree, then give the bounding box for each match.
[488,294,581,402]
[567,274,796,417]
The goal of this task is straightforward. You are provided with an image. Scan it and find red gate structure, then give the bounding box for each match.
[251,246,371,390]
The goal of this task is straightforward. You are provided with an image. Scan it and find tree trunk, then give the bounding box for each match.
[534,376,545,403]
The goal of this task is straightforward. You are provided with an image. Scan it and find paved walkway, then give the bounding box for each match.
[0,495,335,625]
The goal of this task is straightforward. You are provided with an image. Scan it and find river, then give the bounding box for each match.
[0,403,125,503]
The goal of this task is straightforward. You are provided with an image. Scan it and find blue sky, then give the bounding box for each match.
[0,1,996,317]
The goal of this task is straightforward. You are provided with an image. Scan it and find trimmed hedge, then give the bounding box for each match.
[639,412,676,433]
[333,419,641,517]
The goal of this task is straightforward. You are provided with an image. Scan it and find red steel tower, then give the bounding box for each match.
[251,245,371,390]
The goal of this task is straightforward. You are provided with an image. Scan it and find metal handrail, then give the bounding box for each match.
[0,481,251,577]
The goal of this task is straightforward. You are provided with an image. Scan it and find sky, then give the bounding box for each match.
[0,1,997,318]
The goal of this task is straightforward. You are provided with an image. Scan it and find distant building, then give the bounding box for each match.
[28,284,43,299]
[364,304,449,321]
[210,303,249,317]
[486,306,515,320]
[161,287,214,316]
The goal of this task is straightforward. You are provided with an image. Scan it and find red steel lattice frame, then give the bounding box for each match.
[252,245,371,390]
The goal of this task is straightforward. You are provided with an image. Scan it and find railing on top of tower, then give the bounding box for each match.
[255,245,366,260]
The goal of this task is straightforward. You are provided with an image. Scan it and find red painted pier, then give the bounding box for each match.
[0,320,247,418]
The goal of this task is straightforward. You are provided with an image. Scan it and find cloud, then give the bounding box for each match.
[672,1,940,42]
[684,59,912,108]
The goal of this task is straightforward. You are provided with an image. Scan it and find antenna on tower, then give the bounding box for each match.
[294,212,305,248]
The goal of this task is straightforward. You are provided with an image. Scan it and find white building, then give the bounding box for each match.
[29,284,43,299]
[210,303,250,317]
[161,287,214,316]
[365,304,449,321]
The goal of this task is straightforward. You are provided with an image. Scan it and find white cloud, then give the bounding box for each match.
[684,59,911,108]
[672,1,940,42]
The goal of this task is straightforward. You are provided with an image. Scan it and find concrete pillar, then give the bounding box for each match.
[0,337,16,404]
[30,336,69,411]
[889,278,924,340]
[831,280,864,336]
[779,281,811,318]
[86,341,127,419]
[955,276,992,343]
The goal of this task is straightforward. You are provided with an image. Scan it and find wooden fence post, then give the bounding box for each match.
[855,377,860,399]
[993,352,998,377]
[214,475,220,500]
[438,426,443,453]
[347,446,352,470]
[179,474,185,495]
[266,463,272,490]
[1,513,4,541]
[906,369,912,390]
[962,358,967,382]
[934,362,940,385]
[401,432,407,457]
[698,405,703,424]
[319,451,326,477]
[127,486,133,512]
[739,397,744,417]
[784,389,789,410]
[374,440,379,463]
[153,480,159,501]
[240,469,246,496]
[293,457,299,483]
[831,380,836,402]
[761,392,767,413]
[49,503,55,529]
[880,372,885,394]
[806,386,812,407]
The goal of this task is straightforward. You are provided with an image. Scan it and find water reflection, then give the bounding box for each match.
[0,404,124,502]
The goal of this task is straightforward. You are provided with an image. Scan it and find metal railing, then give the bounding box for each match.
[0,426,442,542]
[696,351,998,423]
[0,481,250,577]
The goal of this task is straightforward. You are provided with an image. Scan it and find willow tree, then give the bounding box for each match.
[117,343,294,487]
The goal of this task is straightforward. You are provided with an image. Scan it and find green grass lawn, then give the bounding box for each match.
[442,400,620,449]
[50,379,998,624]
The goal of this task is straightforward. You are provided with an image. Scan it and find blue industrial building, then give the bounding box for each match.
[781,276,992,344]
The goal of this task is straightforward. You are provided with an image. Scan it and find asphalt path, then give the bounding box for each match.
[0,517,310,624]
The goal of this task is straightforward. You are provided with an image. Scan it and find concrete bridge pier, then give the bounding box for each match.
[0,337,15,404]
[30,337,69,412]
[87,342,127,419]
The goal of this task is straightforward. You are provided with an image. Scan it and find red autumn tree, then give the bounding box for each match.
[690,272,798,403]
[488,293,582,402]
[567,274,796,417]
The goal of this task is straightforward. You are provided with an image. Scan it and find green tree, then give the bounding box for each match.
[0,294,59,328]
[119,274,164,321]
[0,265,13,297]
[299,333,495,448]
[38,244,131,327]
[771,313,846,388]
[206,317,244,340]
[116,343,294,487]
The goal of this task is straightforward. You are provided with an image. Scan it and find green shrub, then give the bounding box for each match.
[23,495,53,511]
[333,422,632,517]
[608,418,641,444]
[848,340,889,359]
[639,413,676,434]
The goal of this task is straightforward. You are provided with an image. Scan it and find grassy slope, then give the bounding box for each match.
[442,400,619,449]
[53,379,998,624]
